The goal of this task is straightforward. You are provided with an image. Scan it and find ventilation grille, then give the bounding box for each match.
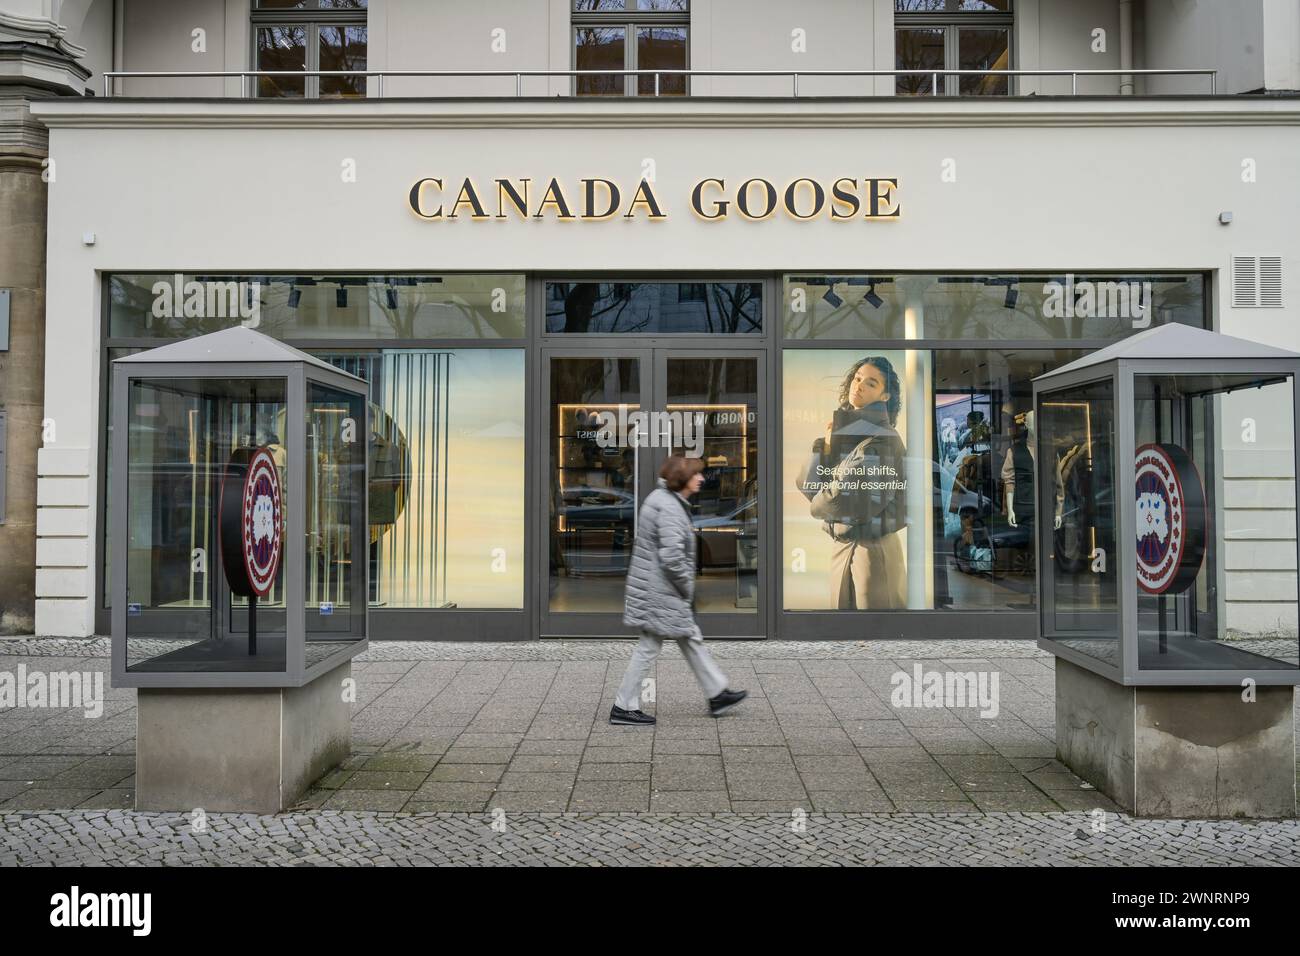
[1232,255,1283,308]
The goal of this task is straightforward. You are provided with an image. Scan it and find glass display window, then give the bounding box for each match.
[111,329,368,687]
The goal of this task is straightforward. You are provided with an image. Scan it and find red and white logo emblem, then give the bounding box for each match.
[1135,443,1199,594]
[241,447,282,596]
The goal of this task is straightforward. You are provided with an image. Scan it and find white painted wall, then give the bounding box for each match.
[56,0,114,94]
[373,0,561,97]
[691,0,889,97]
[1141,0,1266,94]
[1263,0,1300,90]
[118,0,234,97]
[1221,386,1298,637]
[1021,0,1121,95]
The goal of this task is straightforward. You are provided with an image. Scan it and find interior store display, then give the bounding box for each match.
[948,409,996,574]
[997,409,1064,557]
[1050,411,1096,575]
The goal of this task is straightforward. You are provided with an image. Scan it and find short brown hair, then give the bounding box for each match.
[660,455,705,492]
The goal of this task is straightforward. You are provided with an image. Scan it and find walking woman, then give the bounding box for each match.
[796,355,909,610]
[611,455,748,725]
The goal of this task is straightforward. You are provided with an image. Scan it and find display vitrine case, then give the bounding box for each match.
[1033,324,1300,686]
[110,327,369,688]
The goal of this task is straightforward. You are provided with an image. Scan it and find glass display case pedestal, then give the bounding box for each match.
[1034,325,1300,817]
[111,327,369,812]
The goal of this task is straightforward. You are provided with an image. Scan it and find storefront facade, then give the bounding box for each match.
[31,95,1300,641]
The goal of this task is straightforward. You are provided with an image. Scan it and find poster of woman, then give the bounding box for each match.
[784,351,911,610]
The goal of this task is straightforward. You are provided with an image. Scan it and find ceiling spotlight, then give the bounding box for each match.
[287,287,301,308]
[1004,286,1018,309]
[336,287,348,308]
[822,287,844,309]
[865,285,884,309]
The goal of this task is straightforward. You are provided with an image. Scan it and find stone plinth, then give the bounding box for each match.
[1056,657,1296,818]
[136,662,351,814]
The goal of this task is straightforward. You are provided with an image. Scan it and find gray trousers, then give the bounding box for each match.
[614,624,728,711]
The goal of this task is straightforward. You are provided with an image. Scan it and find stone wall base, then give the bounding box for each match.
[136,662,351,814]
[1056,657,1296,818]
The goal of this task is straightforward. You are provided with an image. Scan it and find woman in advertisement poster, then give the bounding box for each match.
[796,356,909,609]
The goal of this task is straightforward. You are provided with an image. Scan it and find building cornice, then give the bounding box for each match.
[0,42,91,91]
[27,95,1300,130]
[0,10,88,61]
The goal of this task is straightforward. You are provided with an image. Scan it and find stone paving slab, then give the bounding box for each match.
[1,809,1297,867]
[0,638,1296,825]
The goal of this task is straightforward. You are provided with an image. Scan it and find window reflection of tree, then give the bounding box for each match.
[787,275,1203,342]
[548,282,760,333]
[785,276,906,339]
[926,276,1202,340]
[552,283,648,333]
[706,283,762,333]
[365,277,522,339]
[108,275,273,338]
[574,26,625,97]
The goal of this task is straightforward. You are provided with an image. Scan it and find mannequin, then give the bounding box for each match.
[1001,411,1064,530]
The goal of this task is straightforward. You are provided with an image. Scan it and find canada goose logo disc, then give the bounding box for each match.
[1134,443,1204,595]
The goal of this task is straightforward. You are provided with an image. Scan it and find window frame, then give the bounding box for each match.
[572,1,690,97]
[251,2,368,99]
[894,3,1014,96]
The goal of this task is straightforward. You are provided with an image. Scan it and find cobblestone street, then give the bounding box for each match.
[5,808,1299,866]
[1,637,1297,866]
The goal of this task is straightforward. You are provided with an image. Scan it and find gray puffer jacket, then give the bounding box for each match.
[623,478,697,638]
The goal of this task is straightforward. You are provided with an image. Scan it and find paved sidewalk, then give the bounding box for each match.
[0,638,1097,814]
[1,637,1298,866]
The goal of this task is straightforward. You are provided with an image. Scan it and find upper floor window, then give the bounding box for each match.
[253,0,368,98]
[895,0,1012,96]
[573,1,689,97]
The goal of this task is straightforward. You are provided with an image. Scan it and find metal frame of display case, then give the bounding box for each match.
[1034,345,1300,686]
[110,343,370,688]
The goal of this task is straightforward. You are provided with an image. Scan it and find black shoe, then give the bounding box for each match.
[708,688,748,717]
[610,705,656,726]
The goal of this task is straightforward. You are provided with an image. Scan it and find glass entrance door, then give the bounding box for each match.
[544,352,650,635]
[542,349,765,637]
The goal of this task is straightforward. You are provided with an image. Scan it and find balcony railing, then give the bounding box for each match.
[101,67,1218,99]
